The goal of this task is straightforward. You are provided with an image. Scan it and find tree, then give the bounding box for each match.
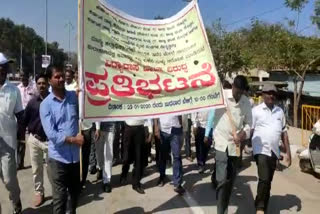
[206,20,250,81]
[0,18,68,75]
[240,20,320,127]
[284,0,320,28]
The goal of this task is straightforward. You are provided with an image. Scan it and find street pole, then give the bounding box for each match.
[20,43,23,72]
[45,0,48,55]
[65,21,74,64]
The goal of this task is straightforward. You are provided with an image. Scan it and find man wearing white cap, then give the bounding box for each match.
[251,84,291,214]
[0,52,23,214]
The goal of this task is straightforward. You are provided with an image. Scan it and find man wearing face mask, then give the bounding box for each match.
[207,75,252,214]
[251,84,291,214]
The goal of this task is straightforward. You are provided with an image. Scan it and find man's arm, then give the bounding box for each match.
[281,112,291,167]
[240,100,253,141]
[153,118,160,139]
[40,102,83,146]
[282,131,291,167]
[205,109,215,137]
[14,88,25,140]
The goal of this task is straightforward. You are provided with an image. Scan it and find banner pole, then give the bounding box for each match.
[78,0,83,182]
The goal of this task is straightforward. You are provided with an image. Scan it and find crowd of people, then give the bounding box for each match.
[0,51,292,214]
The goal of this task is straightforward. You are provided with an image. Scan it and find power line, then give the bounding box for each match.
[225,6,285,26]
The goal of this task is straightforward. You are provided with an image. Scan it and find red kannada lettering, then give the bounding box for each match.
[111,75,135,97]
[85,69,111,106]
[84,62,216,105]
[188,63,215,88]
[136,74,162,99]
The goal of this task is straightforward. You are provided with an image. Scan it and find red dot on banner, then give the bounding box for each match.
[148,94,154,99]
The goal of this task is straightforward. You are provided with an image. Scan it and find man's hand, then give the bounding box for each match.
[193,127,198,137]
[285,153,292,167]
[233,133,241,146]
[94,130,100,142]
[146,134,153,144]
[75,88,81,97]
[154,128,160,140]
[73,134,84,146]
[204,136,209,145]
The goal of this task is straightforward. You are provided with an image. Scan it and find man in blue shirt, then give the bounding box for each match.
[40,65,84,214]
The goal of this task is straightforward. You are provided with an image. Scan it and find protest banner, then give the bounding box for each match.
[78,0,225,120]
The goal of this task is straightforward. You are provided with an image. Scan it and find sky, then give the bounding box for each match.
[0,0,318,53]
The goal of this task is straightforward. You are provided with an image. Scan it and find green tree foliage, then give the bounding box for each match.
[240,20,320,127]
[206,18,320,127]
[206,20,249,80]
[0,18,67,74]
[284,0,320,28]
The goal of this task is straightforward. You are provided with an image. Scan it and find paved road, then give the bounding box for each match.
[1,128,320,214]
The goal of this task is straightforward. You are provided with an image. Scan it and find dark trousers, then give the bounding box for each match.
[113,122,124,161]
[195,127,212,166]
[255,153,277,212]
[49,159,80,214]
[159,129,183,187]
[81,128,92,186]
[215,150,239,214]
[154,136,161,167]
[184,119,192,157]
[89,138,97,169]
[17,141,26,168]
[144,127,151,167]
[121,124,145,187]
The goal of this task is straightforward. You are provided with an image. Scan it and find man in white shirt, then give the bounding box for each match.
[0,52,23,214]
[154,115,185,195]
[192,110,211,173]
[120,119,152,194]
[64,69,77,91]
[16,70,37,169]
[252,84,291,214]
[209,75,252,214]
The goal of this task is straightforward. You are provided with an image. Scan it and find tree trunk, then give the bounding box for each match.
[294,56,320,127]
[293,78,298,127]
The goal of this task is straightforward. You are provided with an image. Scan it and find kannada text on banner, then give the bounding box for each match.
[79,0,224,120]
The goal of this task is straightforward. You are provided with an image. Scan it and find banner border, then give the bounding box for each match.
[80,0,225,121]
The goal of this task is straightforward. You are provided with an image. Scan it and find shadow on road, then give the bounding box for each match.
[268,194,302,214]
[113,206,152,214]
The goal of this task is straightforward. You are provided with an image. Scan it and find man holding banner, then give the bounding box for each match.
[40,65,84,214]
[208,76,252,214]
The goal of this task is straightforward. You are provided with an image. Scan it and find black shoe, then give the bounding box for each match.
[89,165,97,175]
[132,185,145,194]
[174,185,185,195]
[211,170,217,189]
[13,200,22,214]
[198,165,205,174]
[120,174,127,185]
[157,177,165,187]
[103,183,112,193]
[97,169,102,180]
